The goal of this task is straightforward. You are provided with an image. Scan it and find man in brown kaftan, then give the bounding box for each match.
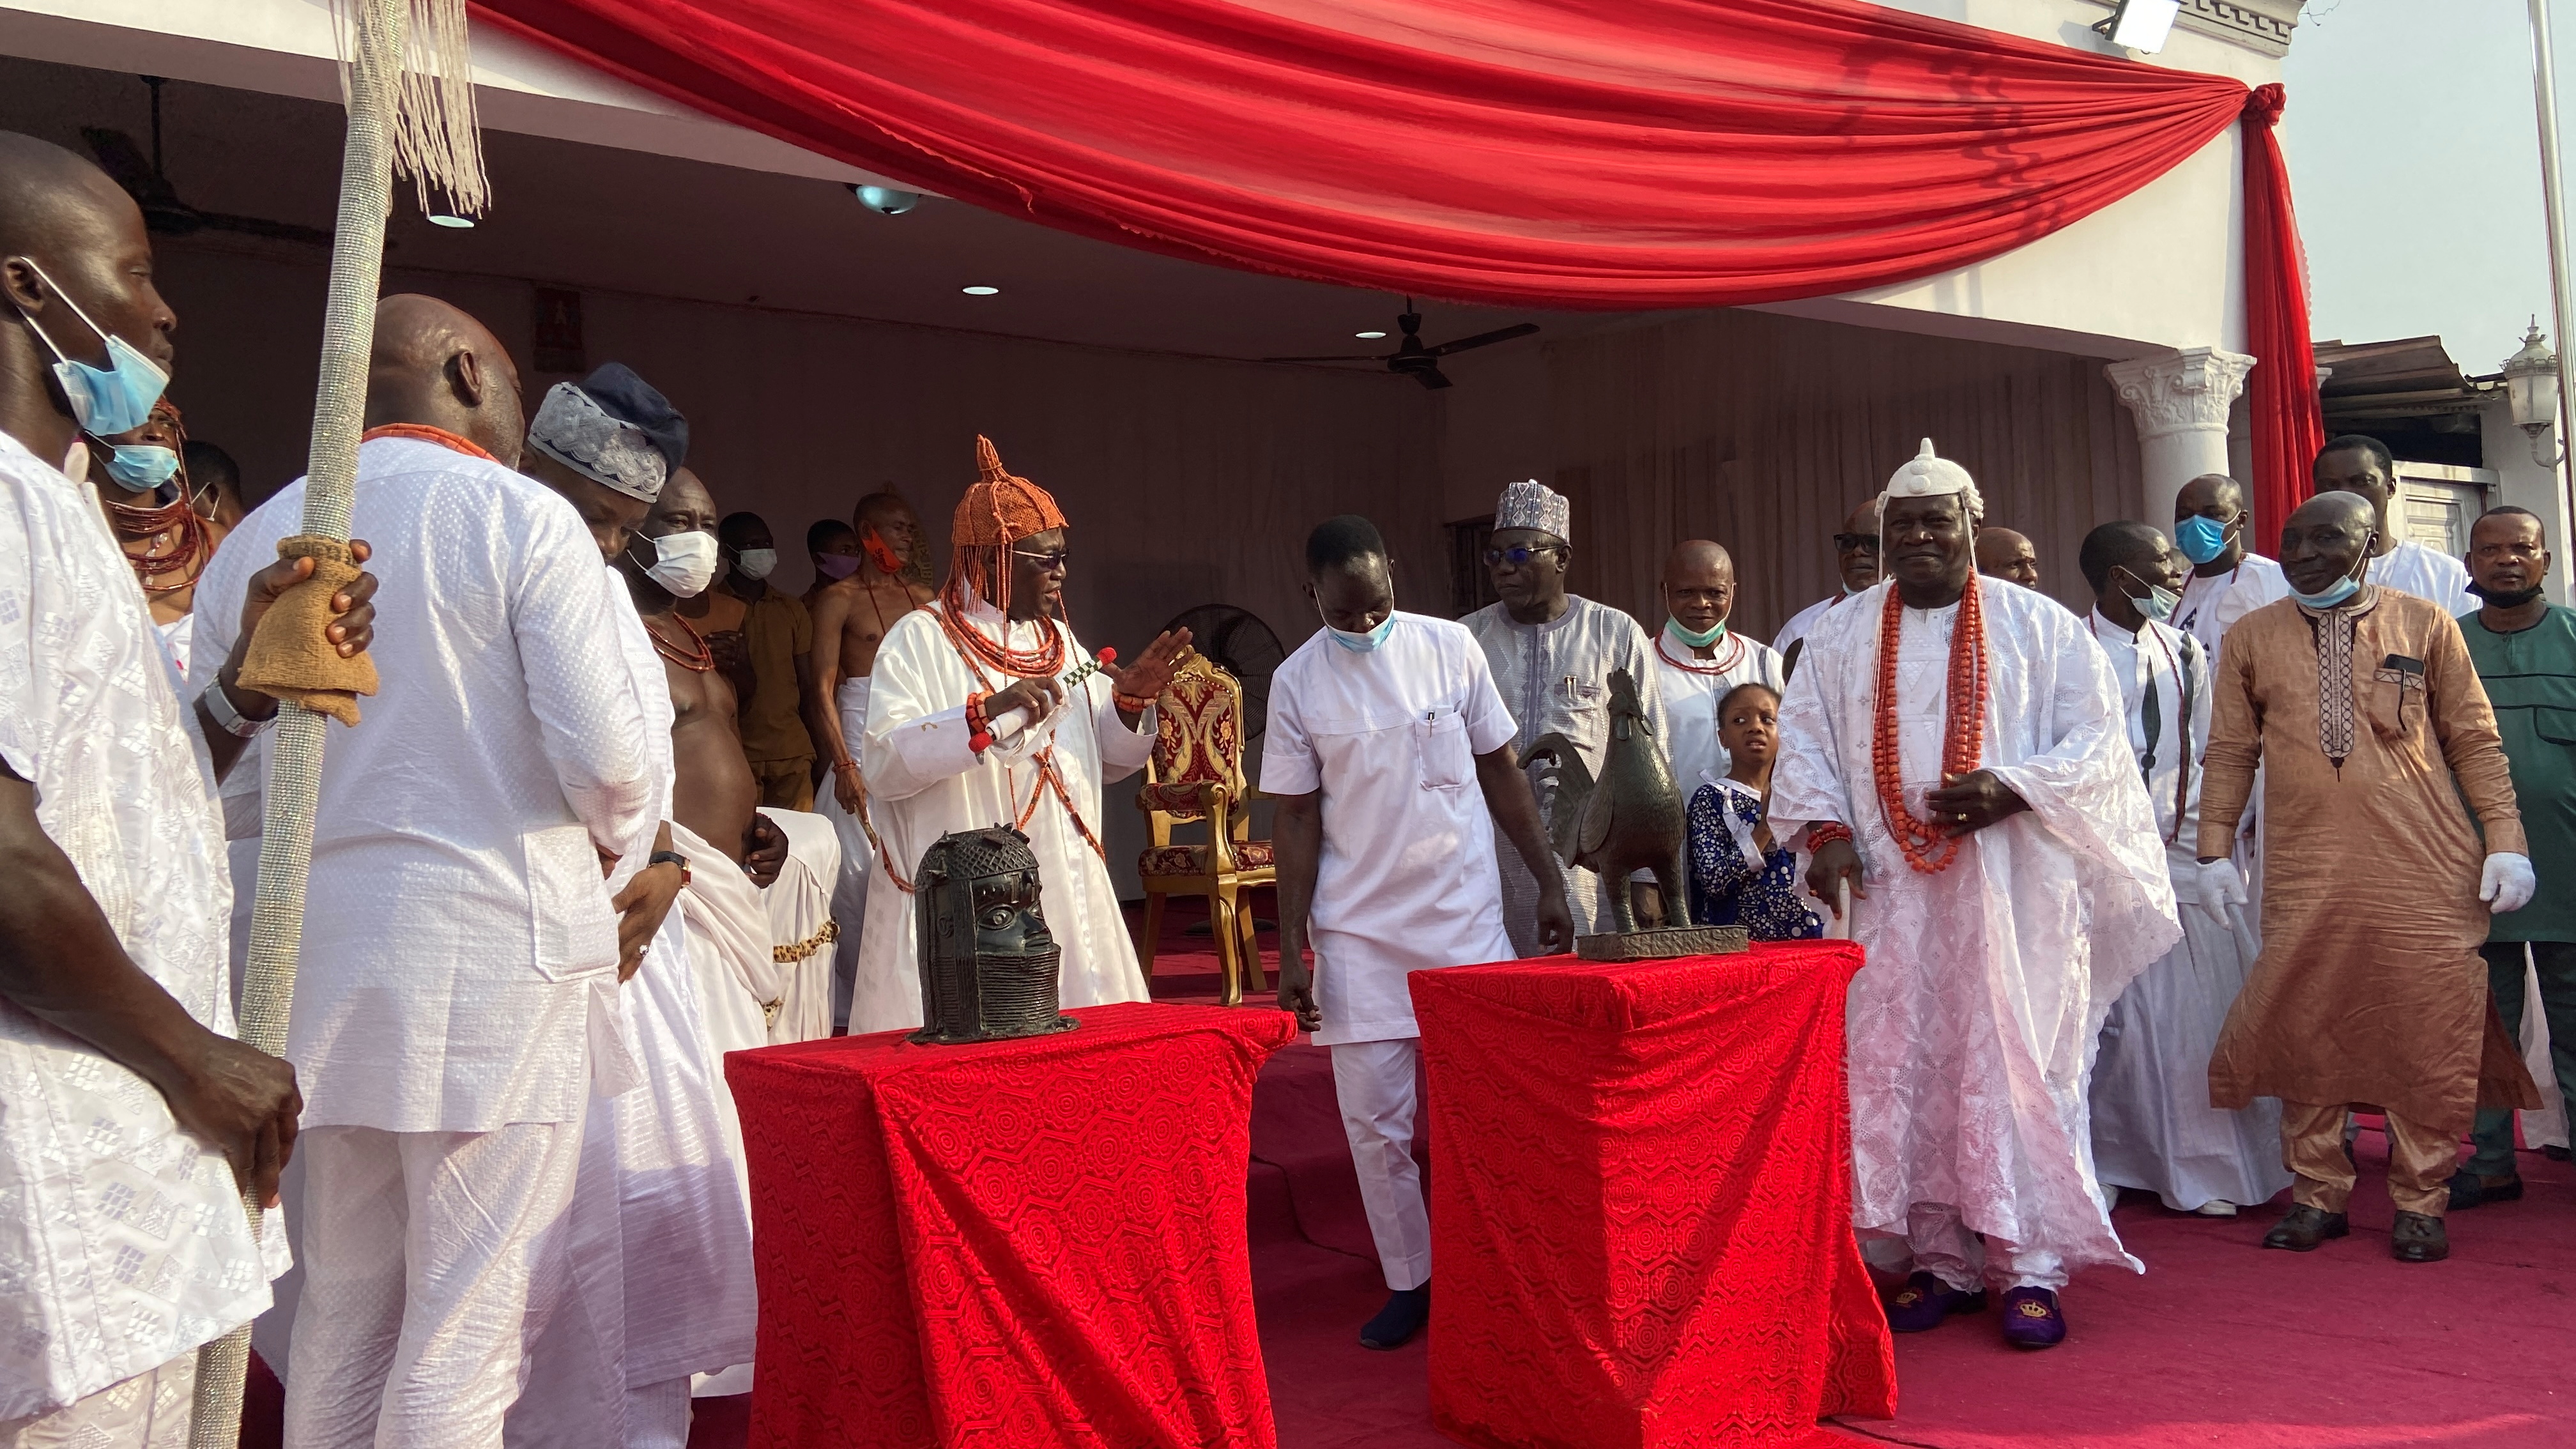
[2198,493,2538,1265]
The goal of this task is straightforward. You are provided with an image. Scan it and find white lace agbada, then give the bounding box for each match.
[1770,576,2179,1274]
[0,431,284,1422]
[849,599,1155,1034]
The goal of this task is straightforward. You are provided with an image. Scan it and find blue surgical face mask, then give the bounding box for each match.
[2113,567,2180,624]
[2173,513,2235,567]
[2290,538,2373,610]
[101,443,180,493]
[2290,576,2361,610]
[1667,615,1727,648]
[1321,603,1395,652]
[13,261,168,438]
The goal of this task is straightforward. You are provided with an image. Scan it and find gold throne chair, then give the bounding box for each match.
[1134,653,1272,1006]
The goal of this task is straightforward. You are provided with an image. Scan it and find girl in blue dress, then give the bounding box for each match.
[1685,682,1823,941]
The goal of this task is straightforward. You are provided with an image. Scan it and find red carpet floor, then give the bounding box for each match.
[242,893,2576,1448]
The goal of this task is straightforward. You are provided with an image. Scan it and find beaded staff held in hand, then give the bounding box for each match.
[1873,571,1989,874]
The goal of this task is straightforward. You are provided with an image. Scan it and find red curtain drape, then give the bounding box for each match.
[473,0,2323,493]
[2239,84,2325,539]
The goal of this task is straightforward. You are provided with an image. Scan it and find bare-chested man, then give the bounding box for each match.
[806,490,931,1032]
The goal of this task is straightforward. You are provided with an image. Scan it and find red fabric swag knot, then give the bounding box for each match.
[2243,82,2286,128]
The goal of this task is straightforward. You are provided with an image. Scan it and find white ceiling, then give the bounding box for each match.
[0,55,1641,366]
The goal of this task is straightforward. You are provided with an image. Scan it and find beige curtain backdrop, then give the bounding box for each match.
[153,245,2143,897]
[1534,309,2145,638]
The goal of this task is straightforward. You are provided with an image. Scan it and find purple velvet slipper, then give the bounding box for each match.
[1883,1271,1986,1333]
[1998,1287,2067,1349]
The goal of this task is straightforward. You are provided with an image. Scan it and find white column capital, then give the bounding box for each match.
[2103,347,2257,441]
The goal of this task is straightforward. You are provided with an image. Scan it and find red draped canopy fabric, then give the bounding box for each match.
[475,0,2320,516]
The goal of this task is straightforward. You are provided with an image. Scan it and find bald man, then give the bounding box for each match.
[1775,497,1882,661]
[1651,540,1783,791]
[2198,491,2536,1262]
[0,128,385,1441]
[1975,527,2043,590]
[195,296,663,1445]
[2168,473,2288,659]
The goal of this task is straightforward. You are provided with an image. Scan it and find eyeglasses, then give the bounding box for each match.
[1832,533,1882,555]
[1010,547,1071,569]
[1483,544,1565,567]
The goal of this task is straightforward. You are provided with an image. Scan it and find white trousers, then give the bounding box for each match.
[284,1119,586,1449]
[1859,1202,2067,1292]
[0,1356,195,1448]
[1331,1039,1432,1292]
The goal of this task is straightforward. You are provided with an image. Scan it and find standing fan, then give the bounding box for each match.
[1160,604,1286,744]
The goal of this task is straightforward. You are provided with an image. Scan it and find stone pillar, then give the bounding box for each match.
[2104,347,2256,530]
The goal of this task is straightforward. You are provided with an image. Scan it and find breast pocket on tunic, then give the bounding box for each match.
[2367,656,2426,744]
[1414,709,1475,791]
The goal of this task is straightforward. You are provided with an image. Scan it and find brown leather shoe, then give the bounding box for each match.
[2260,1204,2350,1252]
[2391,1211,2449,1263]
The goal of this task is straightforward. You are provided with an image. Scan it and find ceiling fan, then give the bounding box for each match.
[1264,300,1538,390]
[82,77,334,248]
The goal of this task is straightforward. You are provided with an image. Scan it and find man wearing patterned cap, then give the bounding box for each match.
[1464,479,1670,949]
[1772,440,2177,1349]
[848,436,1195,1033]
[194,305,664,1441]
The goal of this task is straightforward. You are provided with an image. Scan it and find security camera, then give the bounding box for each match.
[852,185,921,216]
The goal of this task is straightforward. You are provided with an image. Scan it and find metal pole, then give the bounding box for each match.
[2529,0,2576,587]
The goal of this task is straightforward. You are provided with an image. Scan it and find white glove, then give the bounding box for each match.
[2193,856,2246,912]
[2480,852,2536,915]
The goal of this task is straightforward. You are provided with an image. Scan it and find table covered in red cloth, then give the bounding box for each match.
[1411,942,1895,1449]
[724,1001,1297,1448]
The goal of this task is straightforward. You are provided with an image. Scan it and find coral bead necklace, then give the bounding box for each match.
[1873,574,1988,873]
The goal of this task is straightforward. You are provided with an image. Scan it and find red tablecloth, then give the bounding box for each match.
[724,1001,1297,1448]
[1411,942,1896,1449]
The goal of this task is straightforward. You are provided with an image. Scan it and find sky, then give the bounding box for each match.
[2281,0,2572,370]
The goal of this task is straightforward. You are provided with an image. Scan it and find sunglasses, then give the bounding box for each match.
[1483,543,1565,567]
[1011,547,1071,568]
[1832,533,1882,555]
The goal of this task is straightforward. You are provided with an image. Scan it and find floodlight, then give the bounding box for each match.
[2101,0,2181,54]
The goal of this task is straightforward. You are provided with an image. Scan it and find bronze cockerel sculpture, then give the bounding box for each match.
[1522,666,1694,935]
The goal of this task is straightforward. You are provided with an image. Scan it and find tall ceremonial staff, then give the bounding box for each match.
[189,2,488,1443]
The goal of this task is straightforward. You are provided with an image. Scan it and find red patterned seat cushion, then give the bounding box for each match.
[1135,781,1219,818]
[1138,840,1275,877]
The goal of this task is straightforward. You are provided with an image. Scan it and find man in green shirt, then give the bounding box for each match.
[2456,505,2576,1206]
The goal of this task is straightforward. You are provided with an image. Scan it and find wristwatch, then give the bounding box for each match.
[199,676,273,739]
[648,849,691,887]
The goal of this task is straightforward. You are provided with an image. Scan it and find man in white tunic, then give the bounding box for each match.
[1775,440,2177,1351]
[850,438,1192,1034]
[1650,539,1783,792]
[1774,497,1883,666]
[1464,480,1667,944]
[0,135,372,1439]
[1269,516,1569,1352]
[194,296,666,1447]
[506,371,760,1449]
[2313,436,2478,612]
[2169,473,2290,659]
[2076,523,2290,1218]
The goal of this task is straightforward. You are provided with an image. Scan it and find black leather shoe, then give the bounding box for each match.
[2391,1211,2450,1263]
[2446,1168,2524,1209]
[2261,1204,2350,1252]
[1360,1284,1430,1350]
